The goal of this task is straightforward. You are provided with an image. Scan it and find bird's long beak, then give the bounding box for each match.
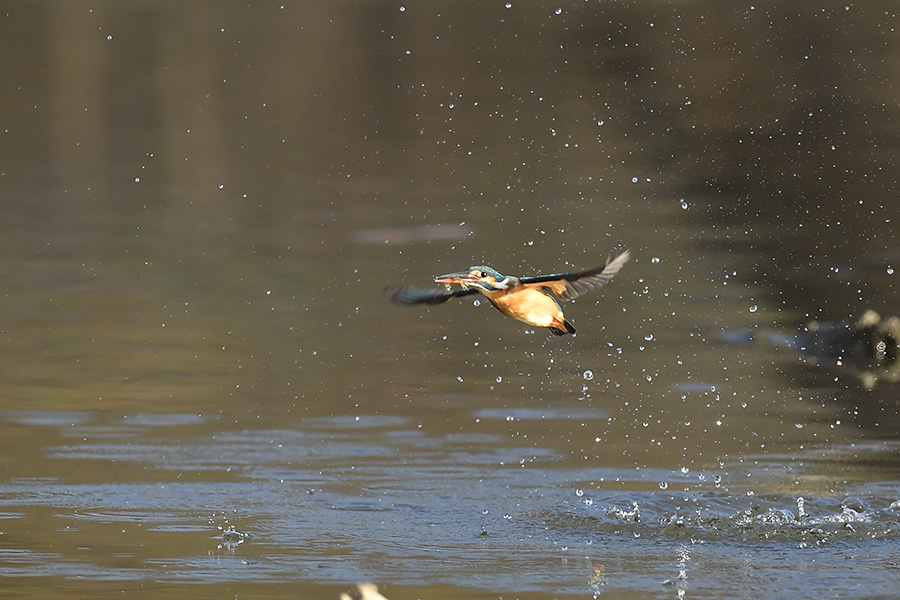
[434,270,476,285]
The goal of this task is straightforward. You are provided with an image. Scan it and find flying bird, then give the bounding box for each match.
[385,250,629,336]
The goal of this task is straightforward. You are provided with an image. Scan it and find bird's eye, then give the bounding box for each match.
[480,271,487,278]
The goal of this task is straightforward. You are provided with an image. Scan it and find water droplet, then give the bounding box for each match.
[888,266,895,275]
[496,376,503,383]
[749,304,758,313]
[583,370,594,381]
[680,199,688,209]
[651,256,660,264]
[631,176,638,183]
[644,334,654,341]
[575,488,584,497]
[659,481,668,490]
[842,497,865,512]
[555,7,562,14]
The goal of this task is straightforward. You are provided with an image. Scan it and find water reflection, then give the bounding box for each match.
[0,1,897,598]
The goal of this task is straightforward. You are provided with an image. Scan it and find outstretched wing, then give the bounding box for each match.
[385,284,479,305]
[519,250,630,301]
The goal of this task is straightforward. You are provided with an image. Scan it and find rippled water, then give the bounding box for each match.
[2,403,900,598]
[1,2,899,599]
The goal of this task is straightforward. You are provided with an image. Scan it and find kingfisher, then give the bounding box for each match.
[385,250,629,336]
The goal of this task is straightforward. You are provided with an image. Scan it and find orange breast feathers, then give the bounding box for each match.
[487,287,564,328]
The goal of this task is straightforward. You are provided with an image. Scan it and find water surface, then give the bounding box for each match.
[0,2,898,598]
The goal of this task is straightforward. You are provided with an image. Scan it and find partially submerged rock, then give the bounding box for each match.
[797,310,899,387]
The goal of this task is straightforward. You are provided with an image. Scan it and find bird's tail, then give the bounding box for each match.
[550,320,576,336]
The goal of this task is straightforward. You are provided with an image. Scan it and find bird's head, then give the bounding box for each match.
[435,265,514,292]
